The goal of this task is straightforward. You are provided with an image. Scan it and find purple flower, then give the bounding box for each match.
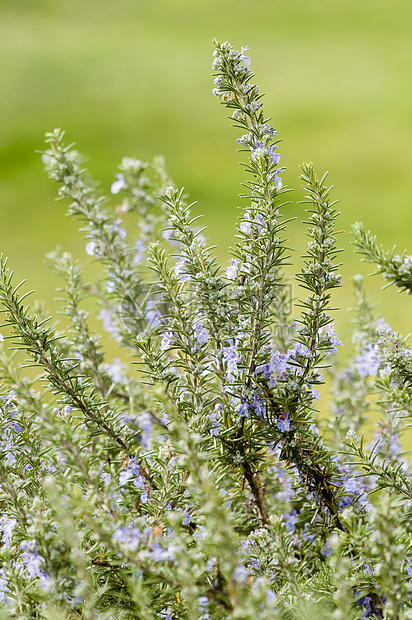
[182,507,191,525]
[274,171,282,190]
[133,474,145,489]
[254,213,265,234]
[85,241,97,256]
[343,476,362,495]
[160,332,173,351]
[150,542,174,563]
[6,452,16,465]
[268,145,281,165]
[198,596,209,616]
[112,526,140,551]
[209,407,222,436]
[233,564,248,583]
[119,469,133,486]
[237,401,249,418]
[240,213,252,234]
[236,133,250,147]
[321,540,333,557]
[284,509,298,532]
[311,388,320,400]
[111,173,126,194]
[240,46,251,70]
[356,344,381,377]
[356,594,377,618]
[226,258,239,280]
[251,393,265,419]
[194,317,209,344]
[21,551,44,579]
[289,341,310,359]
[268,350,288,386]
[112,218,127,239]
[101,472,111,484]
[0,518,16,547]
[276,411,293,433]
[223,343,239,377]
[251,142,265,160]
[323,323,343,355]
[106,280,116,293]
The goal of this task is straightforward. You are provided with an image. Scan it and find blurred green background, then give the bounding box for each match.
[1,0,412,342]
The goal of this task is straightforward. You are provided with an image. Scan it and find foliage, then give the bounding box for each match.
[0,40,412,619]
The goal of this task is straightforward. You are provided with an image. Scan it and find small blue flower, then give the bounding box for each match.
[85,241,97,256]
[343,476,362,495]
[223,343,239,376]
[321,539,333,557]
[111,173,126,194]
[268,145,281,165]
[284,509,298,532]
[182,507,191,525]
[274,172,282,190]
[356,344,381,377]
[226,258,239,280]
[323,323,343,355]
[251,393,265,419]
[276,411,293,433]
[237,400,249,418]
[106,280,116,293]
[240,46,251,70]
[150,543,174,563]
[233,564,248,583]
[240,212,252,234]
[209,407,221,436]
[119,469,133,486]
[112,218,127,239]
[101,472,111,484]
[194,316,209,344]
[160,332,173,351]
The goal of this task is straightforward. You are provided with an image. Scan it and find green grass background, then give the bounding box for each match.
[1,0,412,343]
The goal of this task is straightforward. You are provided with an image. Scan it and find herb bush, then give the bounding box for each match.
[0,40,412,619]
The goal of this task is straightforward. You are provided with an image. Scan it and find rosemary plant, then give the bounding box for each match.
[0,40,412,619]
